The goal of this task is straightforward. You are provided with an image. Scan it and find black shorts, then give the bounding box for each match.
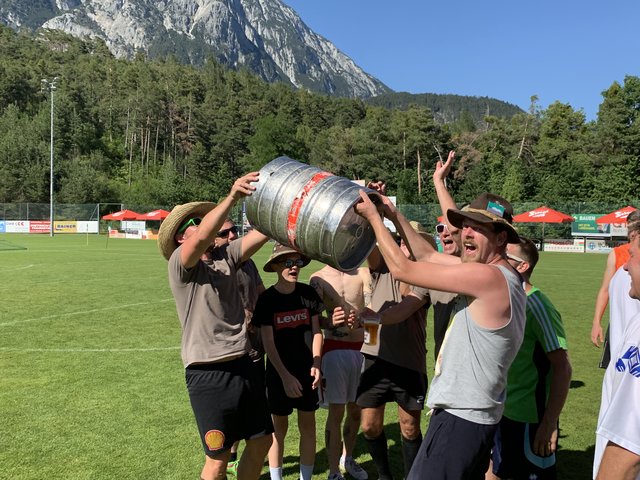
[407,409,496,480]
[186,355,273,457]
[356,354,427,411]
[266,366,319,416]
[492,416,557,479]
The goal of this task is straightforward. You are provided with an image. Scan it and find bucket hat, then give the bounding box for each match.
[263,243,311,272]
[409,220,437,249]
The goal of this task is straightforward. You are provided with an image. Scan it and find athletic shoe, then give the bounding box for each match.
[328,473,346,480]
[226,460,238,476]
[340,457,368,480]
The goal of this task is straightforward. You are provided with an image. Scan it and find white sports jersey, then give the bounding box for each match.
[593,315,640,479]
[608,267,640,358]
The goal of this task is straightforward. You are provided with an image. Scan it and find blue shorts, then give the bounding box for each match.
[492,416,557,479]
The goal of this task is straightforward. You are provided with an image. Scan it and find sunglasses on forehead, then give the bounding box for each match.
[436,223,448,234]
[216,225,239,238]
[178,217,201,234]
[506,253,526,265]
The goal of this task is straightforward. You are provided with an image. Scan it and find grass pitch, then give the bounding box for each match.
[0,234,607,479]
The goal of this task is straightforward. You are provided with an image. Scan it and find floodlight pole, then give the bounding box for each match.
[42,77,58,237]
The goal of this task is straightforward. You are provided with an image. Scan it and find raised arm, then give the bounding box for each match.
[355,190,510,322]
[180,172,260,268]
[433,151,459,222]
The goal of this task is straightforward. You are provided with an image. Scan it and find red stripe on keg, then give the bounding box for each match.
[287,171,334,247]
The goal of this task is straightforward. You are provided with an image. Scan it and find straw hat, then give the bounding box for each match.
[409,220,437,249]
[446,192,520,244]
[157,201,216,260]
[263,243,311,272]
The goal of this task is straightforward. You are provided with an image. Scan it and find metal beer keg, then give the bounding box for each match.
[245,156,377,271]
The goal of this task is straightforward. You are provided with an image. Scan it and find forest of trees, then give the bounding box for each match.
[0,26,638,214]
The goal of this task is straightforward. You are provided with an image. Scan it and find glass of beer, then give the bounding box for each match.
[362,312,381,346]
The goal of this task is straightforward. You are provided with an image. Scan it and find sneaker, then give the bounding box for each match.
[340,457,368,480]
[328,473,346,480]
[226,460,238,476]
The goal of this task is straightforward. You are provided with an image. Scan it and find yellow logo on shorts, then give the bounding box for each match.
[204,429,225,451]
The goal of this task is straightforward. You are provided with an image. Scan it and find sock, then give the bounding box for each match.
[300,463,314,480]
[229,451,238,462]
[365,432,393,480]
[269,466,283,480]
[401,433,423,476]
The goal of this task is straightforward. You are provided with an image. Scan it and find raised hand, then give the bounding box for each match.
[355,190,382,221]
[230,171,260,201]
[433,150,455,184]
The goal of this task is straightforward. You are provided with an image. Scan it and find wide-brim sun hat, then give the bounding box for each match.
[263,242,311,272]
[446,192,520,244]
[157,201,216,260]
[409,220,437,249]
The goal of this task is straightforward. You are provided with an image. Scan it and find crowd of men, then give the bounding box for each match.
[157,153,640,480]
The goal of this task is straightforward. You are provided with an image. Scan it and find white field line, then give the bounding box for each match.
[0,346,179,353]
[0,273,167,291]
[0,298,174,327]
[0,264,35,272]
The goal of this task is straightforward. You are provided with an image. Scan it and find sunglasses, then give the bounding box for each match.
[279,258,305,268]
[217,225,239,238]
[436,223,448,234]
[178,217,201,234]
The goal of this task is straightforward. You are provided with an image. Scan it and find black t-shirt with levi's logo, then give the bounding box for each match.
[253,283,324,377]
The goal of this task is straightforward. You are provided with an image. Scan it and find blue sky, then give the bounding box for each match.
[283,0,640,121]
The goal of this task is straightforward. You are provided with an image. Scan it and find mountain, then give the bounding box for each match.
[366,92,524,125]
[0,0,390,99]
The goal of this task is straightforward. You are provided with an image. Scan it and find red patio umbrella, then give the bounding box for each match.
[512,206,575,224]
[596,205,637,224]
[512,206,574,250]
[139,209,170,221]
[102,209,142,221]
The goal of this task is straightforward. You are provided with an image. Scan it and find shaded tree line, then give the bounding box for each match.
[0,26,638,211]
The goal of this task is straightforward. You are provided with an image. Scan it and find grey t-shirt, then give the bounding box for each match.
[168,240,248,367]
[237,259,263,313]
[361,266,429,374]
[427,265,526,424]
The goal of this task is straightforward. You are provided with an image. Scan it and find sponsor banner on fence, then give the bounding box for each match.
[77,221,98,233]
[6,220,29,233]
[122,220,145,232]
[54,221,77,233]
[610,224,628,237]
[543,243,585,253]
[29,221,51,233]
[585,239,612,253]
[571,214,610,237]
[0,221,5,233]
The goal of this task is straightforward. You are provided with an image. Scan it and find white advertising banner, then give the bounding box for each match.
[122,220,145,232]
[76,221,99,233]
[6,220,29,233]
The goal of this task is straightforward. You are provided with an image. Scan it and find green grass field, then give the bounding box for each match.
[0,234,607,479]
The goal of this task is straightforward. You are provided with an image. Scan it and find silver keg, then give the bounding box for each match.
[245,156,377,271]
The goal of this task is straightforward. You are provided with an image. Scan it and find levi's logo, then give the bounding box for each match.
[274,309,309,330]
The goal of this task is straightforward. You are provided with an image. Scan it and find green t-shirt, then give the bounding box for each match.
[503,287,568,423]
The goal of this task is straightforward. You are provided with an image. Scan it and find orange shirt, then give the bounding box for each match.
[614,243,631,270]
